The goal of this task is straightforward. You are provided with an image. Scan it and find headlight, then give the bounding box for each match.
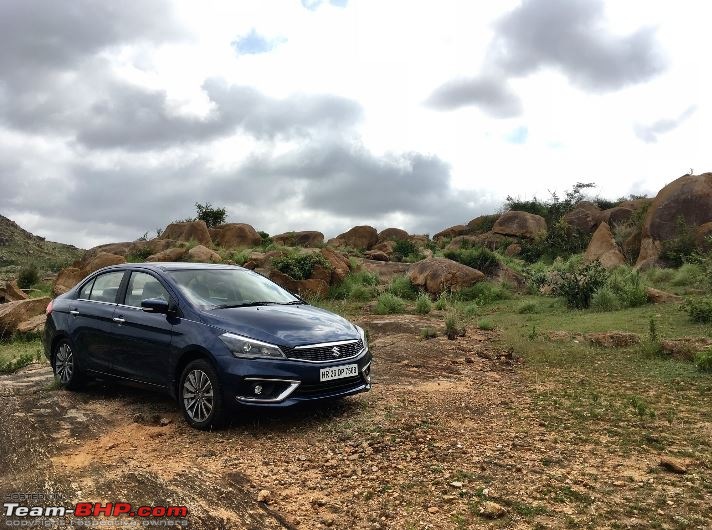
[356,325,368,350]
[219,333,285,359]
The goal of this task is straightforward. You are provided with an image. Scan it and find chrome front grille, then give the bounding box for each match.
[282,339,364,362]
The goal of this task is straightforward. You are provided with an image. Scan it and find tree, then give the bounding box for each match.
[195,202,227,228]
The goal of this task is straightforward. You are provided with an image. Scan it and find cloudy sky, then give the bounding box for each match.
[1,0,710,248]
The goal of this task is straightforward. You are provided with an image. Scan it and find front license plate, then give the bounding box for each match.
[320,364,358,382]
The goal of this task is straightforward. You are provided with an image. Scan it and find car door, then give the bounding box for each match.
[67,270,126,374]
[110,271,175,387]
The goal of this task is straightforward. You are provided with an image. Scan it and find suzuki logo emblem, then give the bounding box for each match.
[331,346,341,357]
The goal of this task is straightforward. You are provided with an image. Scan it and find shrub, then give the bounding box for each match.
[695,348,712,373]
[552,261,608,309]
[640,317,663,357]
[644,267,675,285]
[660,216,698,267]
[456,282,510,305]
[374,293,406,315]
[328,270,379,300]
[434,293,449,310]
[195,202,227,228]
[273,252,331,281]
[461,302,479,319]
[682,297,712,323]
[477,319,495,331]
[232,250,250,266]
[444,312,463,339]
[392,239,423,262]
[17,265,39,289]
[127,246,153,262]
[415,293,432,314]
[517,301,538,314]
[606,266,648,308]
[387,276,418,300]
[258,231,272,247]
[590,287,620,312]
[420,327,438,340]
[671,263,703,287]
[443,246,500,274]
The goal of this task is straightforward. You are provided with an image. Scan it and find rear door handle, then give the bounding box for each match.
[69,310,79,316]
[113,317,125,324]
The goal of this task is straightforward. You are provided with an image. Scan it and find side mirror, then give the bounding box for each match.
[141,298,170,314]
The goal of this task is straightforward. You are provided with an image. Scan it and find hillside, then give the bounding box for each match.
[0,214,83,275]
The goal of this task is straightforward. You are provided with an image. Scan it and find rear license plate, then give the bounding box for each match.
[320,364,358,382]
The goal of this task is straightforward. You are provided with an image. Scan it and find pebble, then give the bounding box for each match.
[427,506,439,514]
[479,501,507,519]
[660,457,687,474]
[449,481,463,488]
[257,490,271,503]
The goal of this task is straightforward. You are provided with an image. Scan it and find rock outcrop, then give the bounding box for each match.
[637,173,712,267]
[52,252,126,296]
[408,257,484,296]
[210,223,261,249]
[268,270,329,299]
[161,220,212,246]
[0,297,50,336]
[320,248,350,283]
[583,222,626,269]
[272,231,324,247]
[433,225,467,241]
[329,226,378,250]
[562,201,601,233]
[147,247,188,262]
[492,211,547,239]
[0,281,28,303]
[377,228,409,243]
[187,245,222,263]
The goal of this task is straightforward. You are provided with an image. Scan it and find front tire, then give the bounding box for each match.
[179,359,225,430]
[53,339,85,390]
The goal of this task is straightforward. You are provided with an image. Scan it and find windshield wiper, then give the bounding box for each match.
[214,301,279,309]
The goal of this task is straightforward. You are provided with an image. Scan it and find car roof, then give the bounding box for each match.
[104,262,246,272]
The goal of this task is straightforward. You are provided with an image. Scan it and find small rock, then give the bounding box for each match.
[479,501,507,519]
[257,489,271,503]
[464,356,475,364]
[159,417,172,427]
[106,442,118,450]
[449,481,463,488]
[660,457,687,474]
[427,506,439,514]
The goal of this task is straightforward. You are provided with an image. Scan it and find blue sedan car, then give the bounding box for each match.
[44,263,371,429]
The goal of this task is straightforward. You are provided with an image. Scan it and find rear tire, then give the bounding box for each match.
[53,339,85,390]
[179,359,225,430]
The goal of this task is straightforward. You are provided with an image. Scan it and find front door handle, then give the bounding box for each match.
[69,310,79,316]
[113,317,125,324]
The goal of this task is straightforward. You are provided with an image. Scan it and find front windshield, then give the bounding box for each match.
[169,269,300,309]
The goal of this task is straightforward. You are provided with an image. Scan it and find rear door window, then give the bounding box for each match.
[78,279,94,300]
[87,271,125,303]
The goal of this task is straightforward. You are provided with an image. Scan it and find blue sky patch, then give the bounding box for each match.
[506,126,528,144]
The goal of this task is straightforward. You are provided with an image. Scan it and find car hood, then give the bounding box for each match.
[201,304,359,347]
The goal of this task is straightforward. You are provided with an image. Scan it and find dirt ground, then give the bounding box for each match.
[1,314,710,529]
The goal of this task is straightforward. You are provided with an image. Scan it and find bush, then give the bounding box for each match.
[434,293,449,310]
[456,282,510,305]
[387,276,418,300]
[644,267,675,285]
[477,319,495,331]
[671,263,703,287]
[590,287,620,312]
[415,293,432,314]
[17,265,39,289]
[258,231,273,247]
[695,348,712,373]
[392,239,423,263]
[461,302,479,319]
[374,293,406,315]
[517,301,538,314]
[443,246,500,274]
[660,216,698,267]
[273,252,331,281]
[444,312,463,339]
[606,266,648,308]
[328,270,379,301]
[682,297,712,323]
[420,327,438,339]
[194,202,227,228]
[127,247,153,262]
[552,261,608,309]
[232,250,250,266]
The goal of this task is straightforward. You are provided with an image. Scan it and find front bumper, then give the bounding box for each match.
[219,348,372,407]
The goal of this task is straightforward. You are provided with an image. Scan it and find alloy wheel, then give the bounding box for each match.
[183,369,214,423]
[55,343,74,384]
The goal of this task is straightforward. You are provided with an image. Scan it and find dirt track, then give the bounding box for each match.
[1,315,710,529]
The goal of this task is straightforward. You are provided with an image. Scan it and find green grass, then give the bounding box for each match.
[374,293,406,315]
[0,338,45,374]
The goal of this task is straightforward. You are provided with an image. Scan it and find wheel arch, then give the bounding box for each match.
[171,347,218,399]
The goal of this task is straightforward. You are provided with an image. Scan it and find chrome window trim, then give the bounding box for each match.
[75,298,118,307]
[235,378,301,403]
